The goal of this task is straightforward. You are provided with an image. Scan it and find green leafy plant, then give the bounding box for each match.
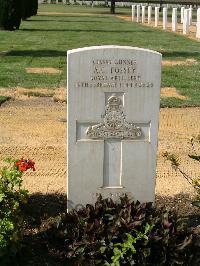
[0,96,10,106]
[163,134,200,207]
[46,195,195,265]
[0,158,35,263]
[107,224,152,266]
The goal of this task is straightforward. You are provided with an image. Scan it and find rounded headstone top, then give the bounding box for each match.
[67,45,162,57]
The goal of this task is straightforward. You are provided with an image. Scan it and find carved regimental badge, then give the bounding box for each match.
[86,96,142,139]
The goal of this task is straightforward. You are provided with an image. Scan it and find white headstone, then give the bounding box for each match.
[163,7,167,30]
[197,8,200,23]
[181,7,185,23]
[196,9,200,38]
[189,7,193,25]
[63,0,66,3]
[48,0,51,3]
[142,6,146,23]
[155,7,160,27]
[136,5,140,23]
[132,5,136,22]
[197,23,200,38]
[67,46,162,210]
[56,0,59,4]
[183,9,190,34]
[172,8,177,32]
[148,6,152,24]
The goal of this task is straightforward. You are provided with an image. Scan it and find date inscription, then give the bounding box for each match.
[75,58,153,89]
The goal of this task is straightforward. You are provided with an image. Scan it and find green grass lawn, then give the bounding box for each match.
[0,4,200,107]
[0,95,10,105]
[38,3,131,14]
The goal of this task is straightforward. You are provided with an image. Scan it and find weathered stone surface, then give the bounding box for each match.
[155,7,159,27]
[181,7,185,23]
[183,9,190,35]
[196,8,200,38]
[163,7,167,30]
[172,8,177,32]
[67,46,161,210]
[142,6,145,23]
[136,5,140,23]
[148,6,152,24]
[132,5,136,22]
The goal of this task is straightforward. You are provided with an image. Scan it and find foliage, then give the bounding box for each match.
[0,0,21,30]
[110,0,115,14]
[163,134,200,206]
[46,195,195,265]
[108,224,153,266]
[0,96,10,106]
[21,0,38,20]
[0,0,38,31]
[0,158,35,264]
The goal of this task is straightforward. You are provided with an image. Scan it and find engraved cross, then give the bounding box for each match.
[76,94,150,189]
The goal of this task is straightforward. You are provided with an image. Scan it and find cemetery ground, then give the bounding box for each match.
[0,4,200,265]
[0,5,200,106]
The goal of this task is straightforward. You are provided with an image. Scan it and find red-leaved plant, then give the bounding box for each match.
[15,158,35,172]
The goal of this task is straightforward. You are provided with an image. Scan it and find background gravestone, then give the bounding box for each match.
[67,46,162,210]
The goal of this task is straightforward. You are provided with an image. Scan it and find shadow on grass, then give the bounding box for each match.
[6,50,200,60]
[36,14,113,18]
[0,96,11,106]
[20,28,151,33]
[26,18,126,23]
[7,50,66,57]
[37,12,132,16]
[162,51,200,59]
[15,192,200,266]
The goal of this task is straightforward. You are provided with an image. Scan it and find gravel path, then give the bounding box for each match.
[0,97,67,194]
[0,96,199,202]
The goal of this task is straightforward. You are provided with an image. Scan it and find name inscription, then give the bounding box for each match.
[75,58,153,89]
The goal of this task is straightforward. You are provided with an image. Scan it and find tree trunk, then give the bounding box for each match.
[110,0,115,14]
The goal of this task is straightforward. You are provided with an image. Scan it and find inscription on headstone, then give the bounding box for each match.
[67,46,161,210]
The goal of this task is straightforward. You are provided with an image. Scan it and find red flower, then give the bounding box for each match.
[16,159,35,172]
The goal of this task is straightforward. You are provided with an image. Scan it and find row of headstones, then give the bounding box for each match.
[46,0,66,3]
[197,8,200,37]
[67,1,138,7]
[44,0,135,6]
[132,5,200,38]
[45,0,103,5]
[43,0,199,8]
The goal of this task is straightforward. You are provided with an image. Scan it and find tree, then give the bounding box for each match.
[21,0,38,20]
[0,0,38,31]
[110,0,115,14]
[0,0,21,30]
